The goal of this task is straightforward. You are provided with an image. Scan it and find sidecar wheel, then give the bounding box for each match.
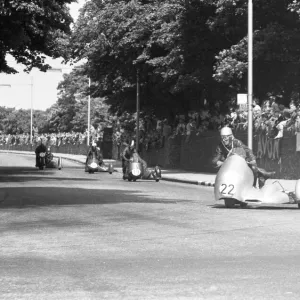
[224,198,236,208]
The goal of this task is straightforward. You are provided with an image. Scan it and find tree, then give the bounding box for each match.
[68,0,197,118]
[0,0,76,74]
[212,0,300,106]
[64,0,300,127]
[66,0,240,118]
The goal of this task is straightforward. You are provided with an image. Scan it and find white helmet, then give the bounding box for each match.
[220,127,233,136]
[220,126,233,146]
[130,140,135,148]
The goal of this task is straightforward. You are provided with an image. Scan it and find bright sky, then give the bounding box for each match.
[0,0,86,111]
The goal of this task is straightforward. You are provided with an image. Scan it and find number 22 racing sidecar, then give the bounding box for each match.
[214,154,300,208]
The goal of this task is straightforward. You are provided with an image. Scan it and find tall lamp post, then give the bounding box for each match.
[248,0,253,149]
[136,69,140,153]
[30,76,34,144]
[88,77,91,146]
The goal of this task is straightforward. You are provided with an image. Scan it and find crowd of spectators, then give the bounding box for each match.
[225,98,300,139]
[0,130,102,148]
[1,97,300,151]
[128,97,300,149]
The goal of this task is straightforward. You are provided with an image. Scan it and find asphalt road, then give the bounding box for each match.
[1,153,300,300]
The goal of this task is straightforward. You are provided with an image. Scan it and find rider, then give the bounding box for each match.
[35,138,47,167]
[212,126,275,188]
[86,140,103,166]
[45,146,54,166]
[122,140,141,179]
[121,140,160,180]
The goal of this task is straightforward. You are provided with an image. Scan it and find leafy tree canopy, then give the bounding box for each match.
[0,0,76,74]
[68,0,218,119]
[61,0,300,123]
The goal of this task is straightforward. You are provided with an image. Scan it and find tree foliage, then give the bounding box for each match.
[59,0,300,123]
[0,0,76,73]
[212,0,300,106]
[0,106,49,134]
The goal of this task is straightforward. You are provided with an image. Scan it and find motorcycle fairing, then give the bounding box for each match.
[128,162,143,178]
[214,155,289,205]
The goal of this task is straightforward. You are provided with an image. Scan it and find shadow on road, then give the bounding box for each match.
[0,175,99,182]
[0,187,181,208]
[0,166,99,182]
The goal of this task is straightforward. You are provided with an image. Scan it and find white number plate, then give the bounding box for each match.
[132,169,141,177]
[90,162,98,168]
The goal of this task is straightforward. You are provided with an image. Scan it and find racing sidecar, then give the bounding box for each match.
[214,154,300,208]
[85,153,114,174]
[126,162,143,181]
[124,162,161,182]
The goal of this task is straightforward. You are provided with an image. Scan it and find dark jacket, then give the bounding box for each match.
[87,147,103,163]
[35,144,47,155]
[122,146,134,161]
[212,138,256,166]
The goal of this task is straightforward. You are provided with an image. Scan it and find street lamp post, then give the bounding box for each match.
[88,77,91,146]
[30,76,34,144]
[248,0,253,149]
[136,69,140,153]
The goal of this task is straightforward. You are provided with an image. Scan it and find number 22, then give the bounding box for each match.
[220,184,235,196]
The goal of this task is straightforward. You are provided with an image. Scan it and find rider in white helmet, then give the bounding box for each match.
[212,126,275,187]
[86,140,103,166]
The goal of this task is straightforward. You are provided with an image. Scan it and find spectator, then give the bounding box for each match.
[185,118,196,143]
[252,99,261,113]
[161,119,172,147]
[175,116,186,135]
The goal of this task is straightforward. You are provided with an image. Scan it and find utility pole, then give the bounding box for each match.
[87,77,91,146]
[136,69,140,153]
[30,76,34,144]
[248,0,253,149]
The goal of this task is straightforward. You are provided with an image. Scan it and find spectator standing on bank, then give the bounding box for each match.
[185,118,196,143]
[176,116,186,135]
[161,119,172,147]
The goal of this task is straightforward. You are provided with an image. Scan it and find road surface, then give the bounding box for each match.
[0,153,300,300]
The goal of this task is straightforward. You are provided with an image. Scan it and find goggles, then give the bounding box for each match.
[221,134,233,142]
